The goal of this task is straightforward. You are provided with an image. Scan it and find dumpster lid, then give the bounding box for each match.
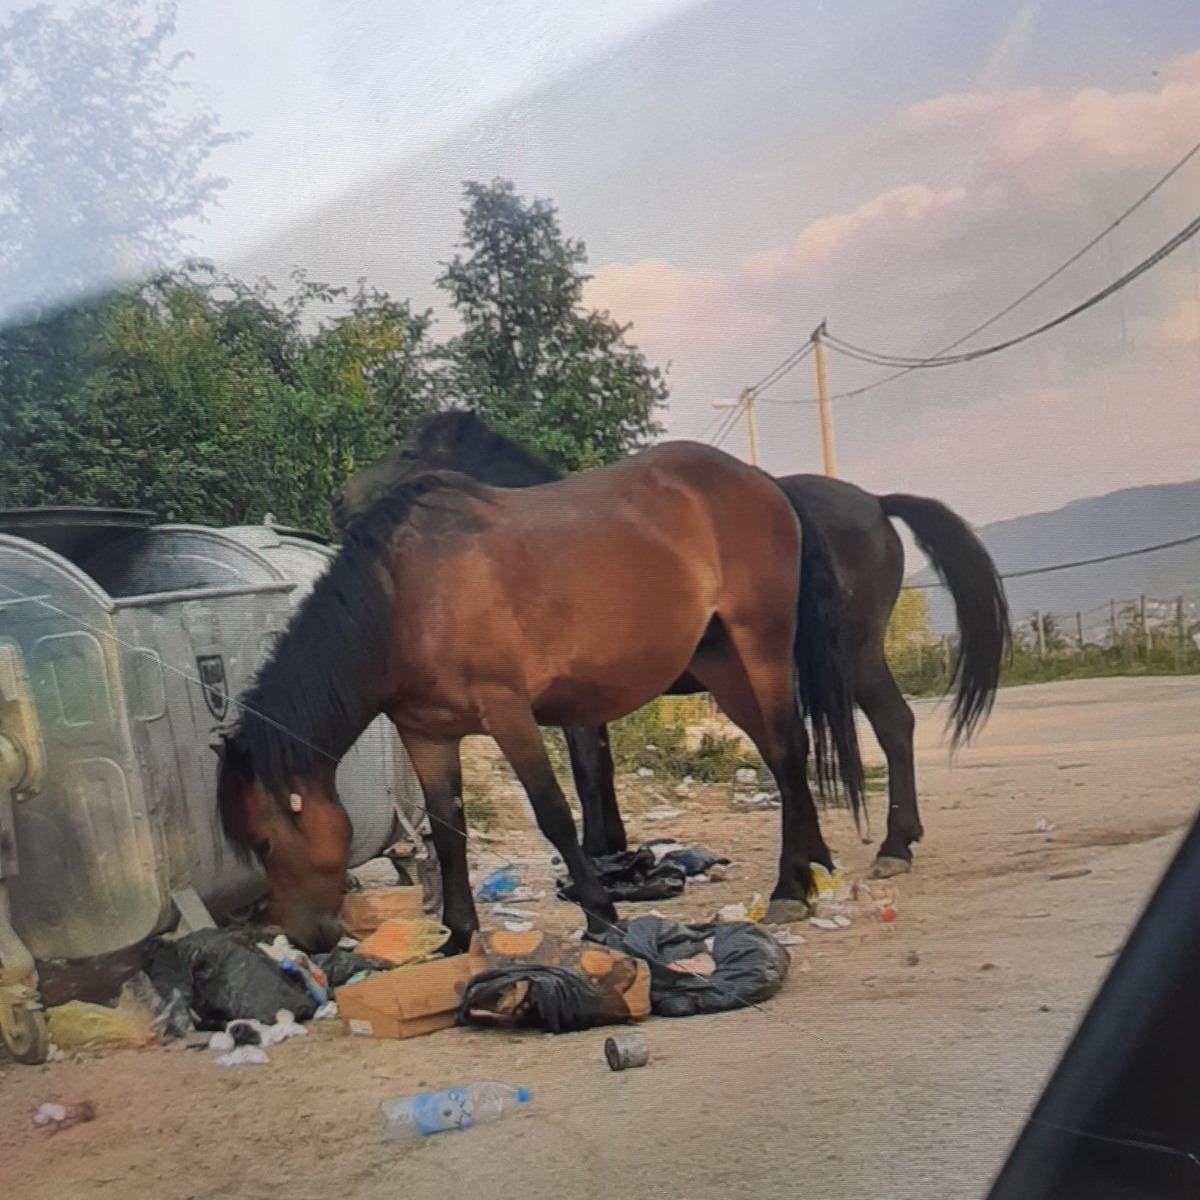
[0,507,156,565]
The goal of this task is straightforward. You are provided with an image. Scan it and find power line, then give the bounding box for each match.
[750,339,814,396]
[904,531,1200,590]
[825,208,1200,372]
[828,137,1200,399]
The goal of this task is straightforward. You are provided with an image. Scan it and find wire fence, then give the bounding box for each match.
[888,591,1200,697]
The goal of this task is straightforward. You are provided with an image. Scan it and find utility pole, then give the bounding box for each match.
[712,390,758,467]
[812,321,836,477]
[741,387,759,468]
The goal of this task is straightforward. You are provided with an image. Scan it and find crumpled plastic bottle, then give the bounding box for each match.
[379,1083,531,1140]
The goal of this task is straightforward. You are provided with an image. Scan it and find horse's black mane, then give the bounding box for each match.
[410,410,562,486]
[217,471,481,849]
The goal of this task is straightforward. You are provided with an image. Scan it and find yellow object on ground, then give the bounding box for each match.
[46,989,158,1051]
[809,863,837,900]
[355,917,451,966]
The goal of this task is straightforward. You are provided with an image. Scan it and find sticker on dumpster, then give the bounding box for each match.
[197,654,230,720]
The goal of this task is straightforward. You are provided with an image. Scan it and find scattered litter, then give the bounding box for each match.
[1016,911,1052,920]
[643,808,681,822]
[674,784,692,798]
[734,791,777,808]
[492,905,535,921]
[1049,868,1093,881]
[980,962,999,972]
[809,917,839,931]
[769,926,807,947]
[1033,817,1056,833]
[636,767,655,779]
[477,866,524,902]
[833,915,852,929]
[717,903,747,923]
[379,1083,531,1140]
[605,1030,649,1071]
[503,921,534,933]
[745,894,768,923]
[33,1101,95,1132]
[259,936,330,1004]
[604,915,789,1017]
[734,768,758,787]
[507,887,545,904]
[905,950,920,967]
[214,1045,269,1068]
[315,1001,339,1020]
[356,918,451,967]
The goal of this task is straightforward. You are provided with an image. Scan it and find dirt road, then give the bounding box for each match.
[3,676,1197,1199]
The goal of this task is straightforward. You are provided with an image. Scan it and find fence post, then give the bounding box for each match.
[1177,595,1186,664]
[1076,611,1084,655]
[1140,594,1150,659]
[1035,610,1046,659]
[1109,598,1118,648]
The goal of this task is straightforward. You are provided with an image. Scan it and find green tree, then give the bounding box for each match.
[0,268,437,534]
[438,179,665,471]
[0,0,237,321]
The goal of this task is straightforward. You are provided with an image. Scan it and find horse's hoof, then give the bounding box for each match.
[871,856,913,879]
[765,898,813,925]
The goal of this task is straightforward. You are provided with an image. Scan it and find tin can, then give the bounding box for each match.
[604,1030,649,1071]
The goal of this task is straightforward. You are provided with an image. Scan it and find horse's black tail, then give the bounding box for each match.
[880,494,1011,746]
[794,517,865,819]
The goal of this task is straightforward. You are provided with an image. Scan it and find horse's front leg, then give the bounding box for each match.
[394,731,477,953]
[563,725,627,857]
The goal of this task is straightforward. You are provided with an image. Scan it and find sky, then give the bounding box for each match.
[7,0,1200,532]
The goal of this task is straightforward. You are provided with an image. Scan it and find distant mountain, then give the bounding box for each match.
[909,479,1200,639]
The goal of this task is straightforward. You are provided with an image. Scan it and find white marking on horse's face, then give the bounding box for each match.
[289,792,304,813]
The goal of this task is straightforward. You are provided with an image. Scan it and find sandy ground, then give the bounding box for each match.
[2,675,1197,1200]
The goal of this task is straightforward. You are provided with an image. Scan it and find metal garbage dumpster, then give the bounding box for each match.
[0,508,430,1064]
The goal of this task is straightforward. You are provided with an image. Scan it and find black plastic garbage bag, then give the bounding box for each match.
[311,948,391,989]
[558,846,687,903]
[659,843,730,877]
[604,915,789,1017]
[457,965,633,1034]
[142,929,317,1030]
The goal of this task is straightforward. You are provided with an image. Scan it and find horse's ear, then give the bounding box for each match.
[220,733,253,781]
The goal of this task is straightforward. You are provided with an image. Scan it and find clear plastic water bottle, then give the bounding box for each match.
[378,1083,532,1140]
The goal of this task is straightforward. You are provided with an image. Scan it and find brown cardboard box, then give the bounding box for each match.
[335,947,486,1041]
[339,886,423,939]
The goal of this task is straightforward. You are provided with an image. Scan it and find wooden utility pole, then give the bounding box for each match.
[812,322,836,477]
[740,387,759,468]
[1140,594,1150,658]
[1076,611,1084,654]
[1035,610,1046,659]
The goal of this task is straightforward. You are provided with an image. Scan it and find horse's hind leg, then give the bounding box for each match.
[484,699,620,936]
[395,732,478,952]
[687,624,832,922]
[563,725,628,856]
[855,647,922,877]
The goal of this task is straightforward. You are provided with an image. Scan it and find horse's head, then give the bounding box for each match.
[216,734,352,951]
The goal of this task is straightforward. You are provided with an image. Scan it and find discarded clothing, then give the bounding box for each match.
[142,929,317,1031]
[604,916,790,1018]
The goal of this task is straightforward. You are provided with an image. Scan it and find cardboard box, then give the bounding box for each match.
[339,886,423,939]
[335,947,485,1041]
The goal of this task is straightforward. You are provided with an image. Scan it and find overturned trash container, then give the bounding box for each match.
[0,508,430,1063]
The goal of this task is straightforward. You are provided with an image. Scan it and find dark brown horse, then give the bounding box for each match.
[337,410,1009,877]
[220,442,863,951]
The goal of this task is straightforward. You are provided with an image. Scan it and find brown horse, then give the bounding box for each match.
[337,411,1010,879]
[219,442,863,951]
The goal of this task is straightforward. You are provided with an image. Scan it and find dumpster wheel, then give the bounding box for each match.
[0,988,49,1065]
